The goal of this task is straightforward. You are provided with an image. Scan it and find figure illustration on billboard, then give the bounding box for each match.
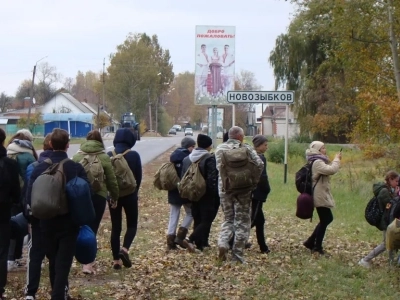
[195,26,236,105]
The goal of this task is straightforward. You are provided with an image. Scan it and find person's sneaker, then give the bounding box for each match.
[7,260,21,271]
[118,249,132,268]
[25,296,35,300]
[113,263,122,270]
[303,240,314,251]
[260,246,270,254]
[358,258,371,268]
[245,242,252,249]
[82,263,95,274]
[218,247,228,261]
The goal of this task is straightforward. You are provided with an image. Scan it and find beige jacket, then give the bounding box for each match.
[307,152,340,208]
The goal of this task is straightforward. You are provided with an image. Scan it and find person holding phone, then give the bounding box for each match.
[303,141,341,255]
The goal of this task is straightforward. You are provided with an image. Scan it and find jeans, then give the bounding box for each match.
[109,194,138,260]
[167,203,193,235]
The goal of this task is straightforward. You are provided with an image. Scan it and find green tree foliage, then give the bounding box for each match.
[93,112,111,131]
[0,92,12,112]
[271,0,400,143]
[17,112,43,132]
[105,33,174,126]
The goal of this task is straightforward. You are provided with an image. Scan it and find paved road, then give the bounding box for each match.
[60,131,196,165]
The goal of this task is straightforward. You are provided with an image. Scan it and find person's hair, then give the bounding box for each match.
[8,131,38,160]
[224,44,229,47]
[201,44,206,48]
[228,126,244,140]
[86,130,104,147]
[0,128,5,145]
[51,128,70,151]
[385,170,399,186]
[43,133,53,151]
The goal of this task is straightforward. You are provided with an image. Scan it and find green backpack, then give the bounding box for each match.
[78,152,105,193]
[178,154,210,202]
[153,162,180,191]
[110,150,137,197]
[220,146,262,193]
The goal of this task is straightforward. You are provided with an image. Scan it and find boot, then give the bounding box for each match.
[174,227,188,249]
[166,235,177,251]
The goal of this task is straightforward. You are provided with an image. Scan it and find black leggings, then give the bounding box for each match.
[109,194,138,260]
[308,207,333,249]
[89,194,107,236]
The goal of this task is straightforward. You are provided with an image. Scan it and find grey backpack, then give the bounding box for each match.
[31,158,69,219]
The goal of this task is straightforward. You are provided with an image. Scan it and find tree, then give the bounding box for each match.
[71,70,102,104]
[17,112,43,133]
[105,33,174,127]
[0,92,12,112]
[93,112,111,131]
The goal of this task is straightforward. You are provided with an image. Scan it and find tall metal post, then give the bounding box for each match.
[102,58,105,109]
[27,65,37,128]
[148,89,152,132]
[284,104,289,183]
[212,105,217,148]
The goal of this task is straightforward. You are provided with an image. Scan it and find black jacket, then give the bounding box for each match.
[181,149,219,202]
[0,145,21,223]
[107,128,142,200]
[26,151,89,230]
[252,153,270,202]
[168,147,191,205]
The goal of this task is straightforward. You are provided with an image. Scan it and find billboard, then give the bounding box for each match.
[195,25,236,105]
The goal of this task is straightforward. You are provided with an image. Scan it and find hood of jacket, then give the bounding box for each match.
[38,149,53,162]
[189,148,209,163]
[113,128,136,152]
[78,140,105,154]
[7,140,34,155]
[373,182,388,196]
[170,147,190,164]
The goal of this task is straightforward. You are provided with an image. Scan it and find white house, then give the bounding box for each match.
[260,104,300,138]
[41,93,94,114]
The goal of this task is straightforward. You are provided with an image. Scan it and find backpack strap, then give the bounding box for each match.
[310,160,321,191]
[122,149,131,156]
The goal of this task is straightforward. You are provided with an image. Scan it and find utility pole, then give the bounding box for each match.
[27,56,47,128]
[102,58,105,109]
[148,89,152,132]
[26,64,37,129]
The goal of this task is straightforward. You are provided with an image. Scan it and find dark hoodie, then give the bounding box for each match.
[168,147,191,205]
[107,128,142,198]
[0,145,21,223]
[374,182,395,231]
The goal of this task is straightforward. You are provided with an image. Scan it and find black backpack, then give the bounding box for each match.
[295,161,318,195]
[364,196,383,228]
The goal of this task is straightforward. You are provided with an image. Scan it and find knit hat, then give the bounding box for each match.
[181,137,196,149]
[252,134,268,148]
[197,134,212,149]
[310,141,324,151]
[17,129,33,141]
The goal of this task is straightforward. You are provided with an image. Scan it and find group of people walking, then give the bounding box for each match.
[0,127,141,300]
[3,123,396,299]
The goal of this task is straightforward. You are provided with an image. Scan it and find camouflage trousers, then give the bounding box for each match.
[218,191,252,263]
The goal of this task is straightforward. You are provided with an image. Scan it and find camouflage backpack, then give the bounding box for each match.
[219,146,262,193]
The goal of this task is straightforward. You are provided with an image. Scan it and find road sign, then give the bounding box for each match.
[227,91,294,103]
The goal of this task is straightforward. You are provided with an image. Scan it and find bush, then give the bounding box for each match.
[267,140,307,164]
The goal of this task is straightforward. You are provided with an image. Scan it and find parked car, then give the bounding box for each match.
[184,128,193,136]
[173,124,182,131]
[168,128,177,135]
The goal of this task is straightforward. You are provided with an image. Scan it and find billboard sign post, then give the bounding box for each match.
[195,25,236,106]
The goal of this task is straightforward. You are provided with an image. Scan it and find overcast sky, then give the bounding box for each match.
[0,0,294,96]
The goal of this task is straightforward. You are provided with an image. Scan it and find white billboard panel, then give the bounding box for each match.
[195,25,236,105]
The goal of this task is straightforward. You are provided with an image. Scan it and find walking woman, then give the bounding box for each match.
[358,170,399,268]
[303,141,341,255]
[73,130,119,274]
[107,128,142,269]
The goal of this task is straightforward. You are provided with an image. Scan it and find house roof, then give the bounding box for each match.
[60,93,93,114]
[262,105,295,119]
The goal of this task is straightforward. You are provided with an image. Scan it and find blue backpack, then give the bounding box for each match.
[75,225,97,264]
[66,176,95,226]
